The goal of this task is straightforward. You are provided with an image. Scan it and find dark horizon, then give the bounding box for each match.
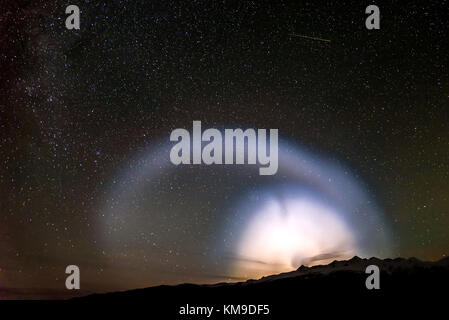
[2,254,448,300]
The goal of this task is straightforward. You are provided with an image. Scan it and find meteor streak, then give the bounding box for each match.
[289,33,331,43]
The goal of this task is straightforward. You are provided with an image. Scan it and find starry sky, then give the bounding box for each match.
[1,1,448,298]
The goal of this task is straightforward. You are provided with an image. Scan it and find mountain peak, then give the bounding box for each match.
[297,265,308,271]
[349,256,362,262]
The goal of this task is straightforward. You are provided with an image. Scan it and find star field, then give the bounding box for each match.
[1,1,448,298]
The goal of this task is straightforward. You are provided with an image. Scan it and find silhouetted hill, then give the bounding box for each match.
[74,256,449,318]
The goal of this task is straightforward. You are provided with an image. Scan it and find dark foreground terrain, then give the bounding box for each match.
[66,256,449,318]
[3,256,448,318]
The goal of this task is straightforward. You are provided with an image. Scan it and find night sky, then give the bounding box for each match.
[1,1,448,298]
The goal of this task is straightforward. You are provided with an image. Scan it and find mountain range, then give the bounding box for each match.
[75,256,449,317]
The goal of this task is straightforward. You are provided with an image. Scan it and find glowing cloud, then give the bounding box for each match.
[234,197,356,279]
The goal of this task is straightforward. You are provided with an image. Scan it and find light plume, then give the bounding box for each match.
[233,197,356,279]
